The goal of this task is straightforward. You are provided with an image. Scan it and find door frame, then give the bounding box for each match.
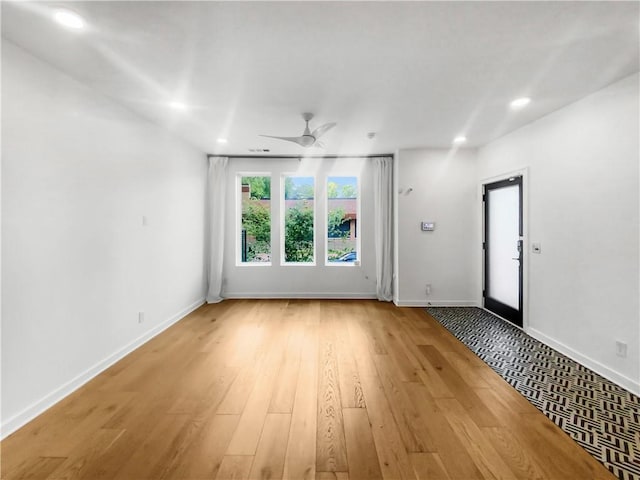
[478,168,529,331]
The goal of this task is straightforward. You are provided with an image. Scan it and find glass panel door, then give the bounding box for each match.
[484,176,523,326]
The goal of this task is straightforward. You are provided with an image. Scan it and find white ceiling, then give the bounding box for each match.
[2,1,638,156]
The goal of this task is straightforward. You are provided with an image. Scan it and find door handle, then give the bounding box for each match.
[513,240,523,261]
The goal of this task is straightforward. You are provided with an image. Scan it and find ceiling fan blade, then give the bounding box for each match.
[259,135,308,146]
[311,122,336,140]
[313,141,325,149]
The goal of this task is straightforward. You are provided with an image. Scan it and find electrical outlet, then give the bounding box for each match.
[615,341,627,358]
[138,311,145,324]
[425,284,432,296]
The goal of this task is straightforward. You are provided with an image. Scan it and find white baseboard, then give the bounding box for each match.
[527,327,640,396]
[223,292,377,300]
[1,297,205,440]
[394,300,478,307]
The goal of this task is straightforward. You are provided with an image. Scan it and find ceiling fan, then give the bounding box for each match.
[260,113,336,148]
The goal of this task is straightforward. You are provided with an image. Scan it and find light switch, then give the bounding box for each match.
[532,243,541,254]
[421,222,435,231]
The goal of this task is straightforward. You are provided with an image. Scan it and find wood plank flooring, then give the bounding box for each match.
[1,300,616,480]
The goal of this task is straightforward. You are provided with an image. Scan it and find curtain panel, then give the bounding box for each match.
[373,156,393,301]
[206,156,228,303]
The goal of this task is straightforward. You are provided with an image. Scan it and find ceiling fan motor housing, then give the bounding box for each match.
[299,135,315,147]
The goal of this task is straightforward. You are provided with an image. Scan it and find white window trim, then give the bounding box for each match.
[281,173,317,266]
[325,174,361,267]
[236,172,272,267]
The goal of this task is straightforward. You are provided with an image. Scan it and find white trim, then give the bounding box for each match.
[395,300,478,307]
[324,173,361,266]
[224,292,377,299]
[0,297,205,440]
[527,327,640,396]
[280,173,317,265]
[236,172,273,266]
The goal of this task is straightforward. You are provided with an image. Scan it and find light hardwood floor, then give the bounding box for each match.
[1,300,615,479]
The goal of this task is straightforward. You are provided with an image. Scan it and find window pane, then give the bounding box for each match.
[283,176,315,263]
[327,176,358,263]
[240,176,271,263]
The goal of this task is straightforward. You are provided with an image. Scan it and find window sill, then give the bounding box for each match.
[236,262,272,267]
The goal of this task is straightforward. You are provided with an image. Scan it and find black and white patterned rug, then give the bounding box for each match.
[426,307,640,480]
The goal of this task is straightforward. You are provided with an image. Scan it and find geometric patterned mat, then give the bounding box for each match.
[426,307,640,480]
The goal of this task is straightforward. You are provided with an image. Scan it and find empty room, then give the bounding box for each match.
[1,1,639,479]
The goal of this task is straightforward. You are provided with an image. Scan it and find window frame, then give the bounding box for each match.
[325,174,361,267]
[236,172,273,267]
[280,173,317,266]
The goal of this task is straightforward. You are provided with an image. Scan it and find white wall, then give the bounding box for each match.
[222,157,377,298]
[394,148,479,306]
[477,73,640,393]
[1,41,208,436]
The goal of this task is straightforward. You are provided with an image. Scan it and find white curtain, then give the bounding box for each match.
[373,156,393,301]
[206,156,228,303]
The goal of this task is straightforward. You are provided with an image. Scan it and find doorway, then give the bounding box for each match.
[483,176,523,327]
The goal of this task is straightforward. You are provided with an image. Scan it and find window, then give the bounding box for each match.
[239,175,271,264]
[282,176,315,264]
[327,176,359,264]
[237,172,359,267]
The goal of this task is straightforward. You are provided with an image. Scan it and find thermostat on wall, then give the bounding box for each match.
[421,221,435,231]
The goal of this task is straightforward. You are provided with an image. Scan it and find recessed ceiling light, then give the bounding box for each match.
[168,101,188,110]
[217,138,228,144]
[510,97,531,109]
[53,9,85,30]
[453,136,467,144]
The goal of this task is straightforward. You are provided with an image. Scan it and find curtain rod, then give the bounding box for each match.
[207,153,394,159]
